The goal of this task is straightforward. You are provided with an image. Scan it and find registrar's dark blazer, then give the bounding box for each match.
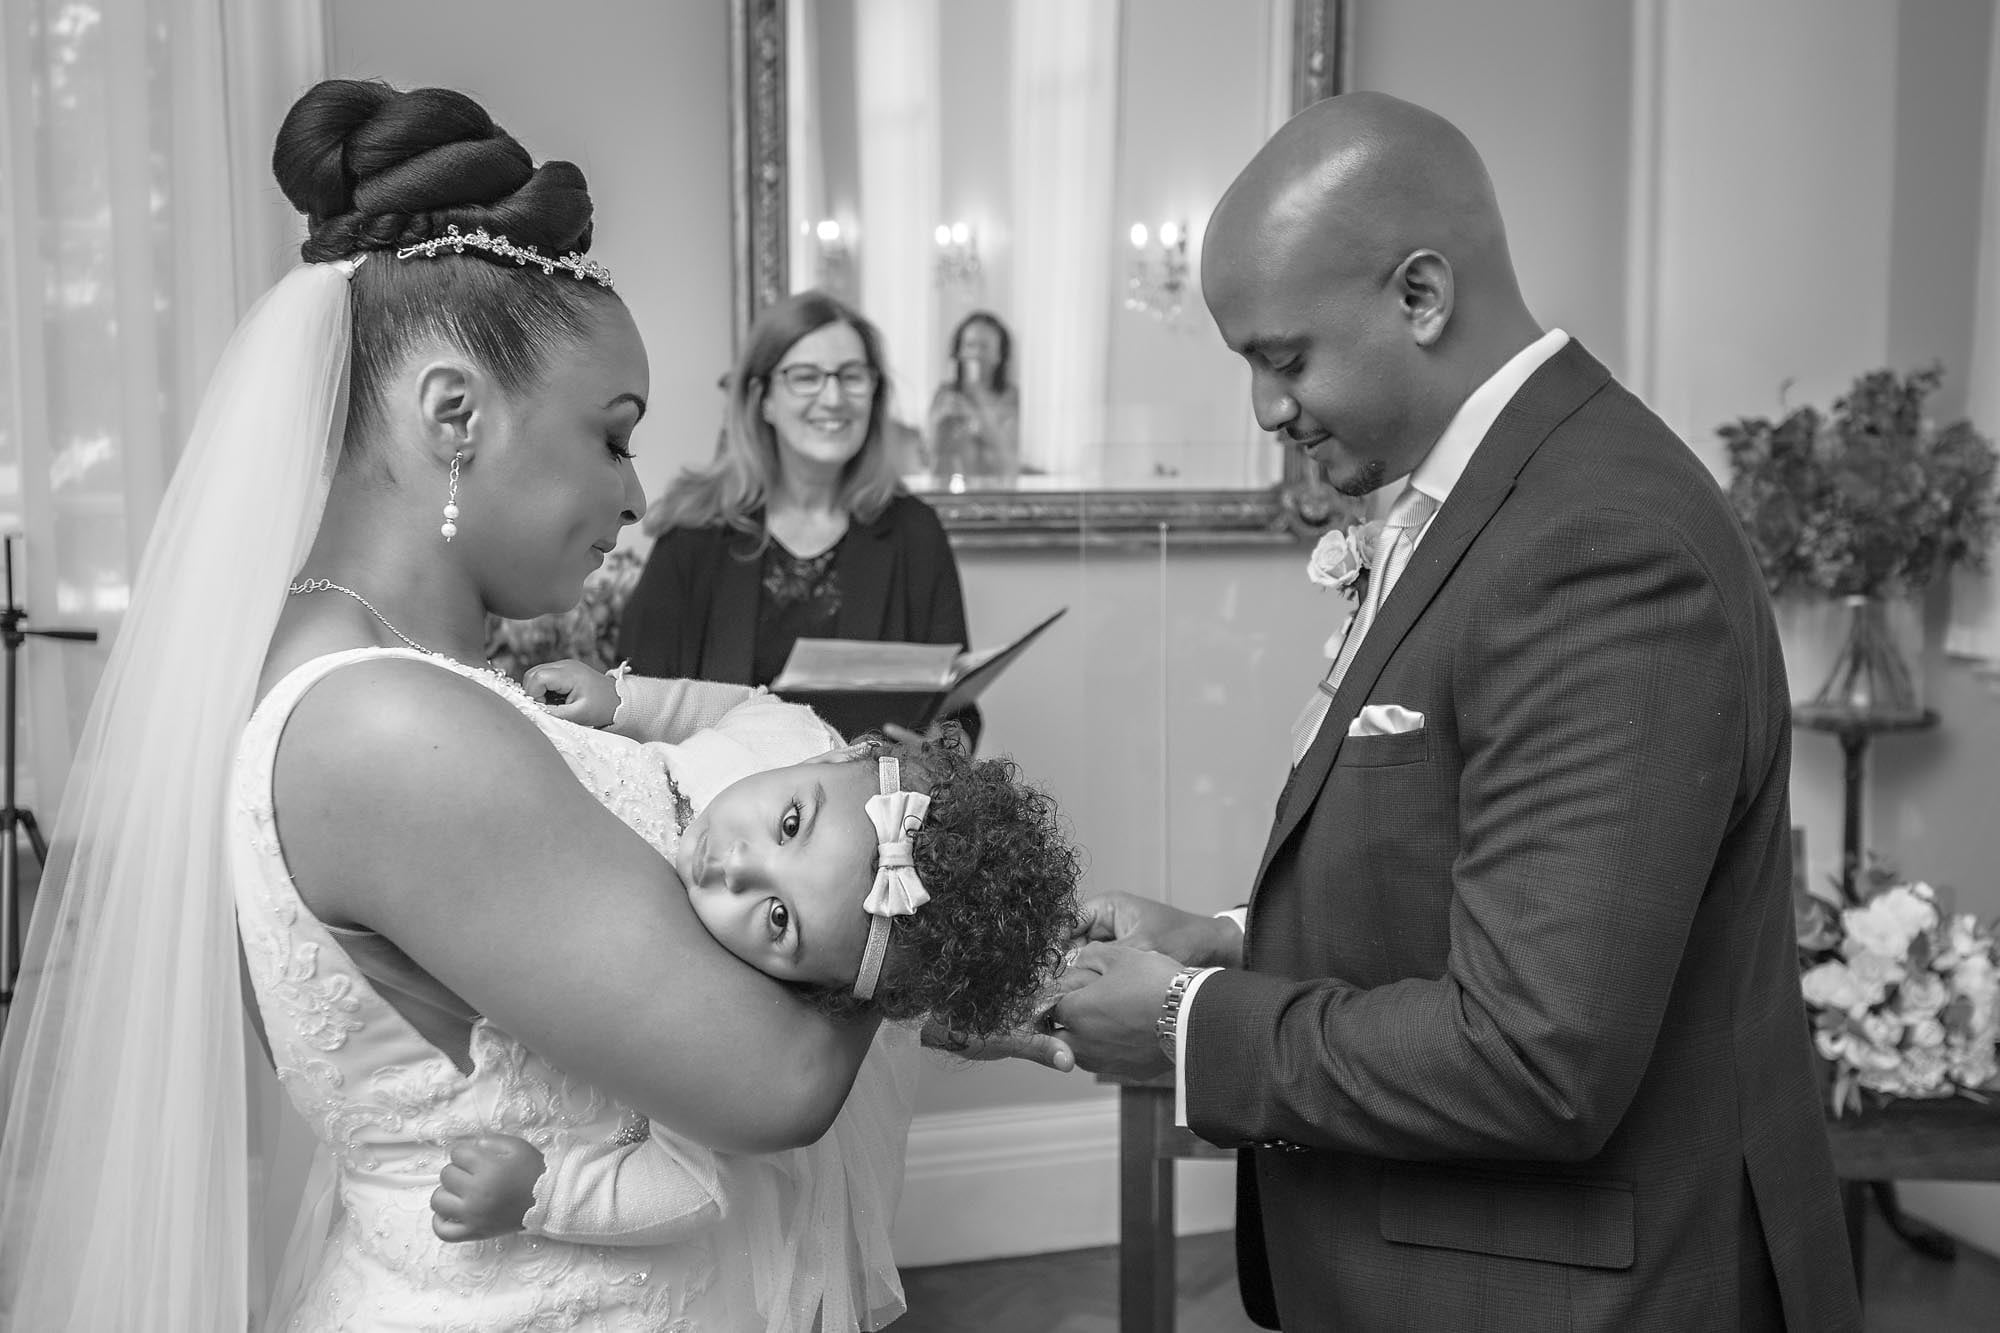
[615,492,977,743]
[1187,341,1860,1331]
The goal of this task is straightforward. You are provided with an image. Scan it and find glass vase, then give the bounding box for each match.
[1805,594,1924,721]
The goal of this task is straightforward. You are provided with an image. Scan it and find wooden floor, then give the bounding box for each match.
[895,1207,2000,1332]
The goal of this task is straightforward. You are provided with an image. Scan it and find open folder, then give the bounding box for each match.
[770,607,1067,736]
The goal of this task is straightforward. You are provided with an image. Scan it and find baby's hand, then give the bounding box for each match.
[431,1134,546,1243]
[525,659,620,727]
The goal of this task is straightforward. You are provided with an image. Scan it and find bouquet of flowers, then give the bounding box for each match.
[485,544,647,682]
[1721,364,1998,600]
[1797,861,2000,1116]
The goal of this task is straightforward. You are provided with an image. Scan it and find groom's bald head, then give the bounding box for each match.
[1201,92,1542,495]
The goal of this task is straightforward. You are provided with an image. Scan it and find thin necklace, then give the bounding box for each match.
[287,577,442,658]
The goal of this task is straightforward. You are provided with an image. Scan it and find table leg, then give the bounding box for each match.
[1119,1086,1176,1333]
[1841,1178,1868,1304]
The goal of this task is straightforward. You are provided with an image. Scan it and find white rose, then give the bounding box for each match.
[1862,1011,1906,1051]
[1305,524,1373,592]
[1906,1017,1947,1049]
[1844,950,1906,1008]
[1801,961,1870,1015]
[1952,951,1999,1028]
[1842,885,1938,961]
[1898,972,1950,1018]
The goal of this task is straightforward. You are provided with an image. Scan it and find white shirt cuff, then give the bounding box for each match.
[1173,966,1224,1127]
[1218,906,1247,934]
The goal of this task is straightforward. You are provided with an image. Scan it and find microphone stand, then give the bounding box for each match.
[1,534,99,1024]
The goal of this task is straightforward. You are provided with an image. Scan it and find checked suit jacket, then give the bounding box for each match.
[1185,341,1860,1332]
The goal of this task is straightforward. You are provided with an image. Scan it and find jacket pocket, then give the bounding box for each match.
[1333,726,1430,769]
[1379,1162,1634,1270]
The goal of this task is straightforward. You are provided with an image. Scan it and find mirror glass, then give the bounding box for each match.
[781,0,1294,497]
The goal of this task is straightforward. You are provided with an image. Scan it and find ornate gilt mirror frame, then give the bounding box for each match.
[728,0,1353,547]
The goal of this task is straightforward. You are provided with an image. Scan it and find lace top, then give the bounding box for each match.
[752,539,844,687]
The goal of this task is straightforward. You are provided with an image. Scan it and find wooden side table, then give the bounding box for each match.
[1823,1095,2000,1296]
[1792,704,1956,1289]
[1102,1072,1235,1333]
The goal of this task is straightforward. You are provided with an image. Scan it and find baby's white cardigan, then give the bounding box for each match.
[523,676,849,1246]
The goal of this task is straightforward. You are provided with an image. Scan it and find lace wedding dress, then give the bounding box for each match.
[233,647,912,1331]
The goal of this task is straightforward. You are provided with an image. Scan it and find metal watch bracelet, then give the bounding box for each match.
[1156,966,1203,1062]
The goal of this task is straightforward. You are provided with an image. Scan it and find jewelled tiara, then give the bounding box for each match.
[394,224,614,288]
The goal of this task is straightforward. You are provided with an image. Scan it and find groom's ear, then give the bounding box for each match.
[412,358,487,465]
[1393,249,1454,348]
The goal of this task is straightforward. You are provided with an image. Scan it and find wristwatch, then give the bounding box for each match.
[1156,966,1203,1063]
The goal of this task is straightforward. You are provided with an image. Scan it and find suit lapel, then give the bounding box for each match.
[703,529,763,683]
[834,510,896,641]
[1250,341,1615,894]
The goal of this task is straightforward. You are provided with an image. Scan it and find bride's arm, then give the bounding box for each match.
[272,656,877,1154]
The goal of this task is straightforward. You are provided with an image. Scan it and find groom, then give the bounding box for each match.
[1051,93,1860,1331]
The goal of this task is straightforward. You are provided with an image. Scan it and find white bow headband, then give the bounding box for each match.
[854,756,930,1000]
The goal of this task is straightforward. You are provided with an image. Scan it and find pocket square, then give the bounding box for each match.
[1349,704,1425,737]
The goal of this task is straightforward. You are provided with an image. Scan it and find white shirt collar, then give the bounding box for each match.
[1406,328,1570,508]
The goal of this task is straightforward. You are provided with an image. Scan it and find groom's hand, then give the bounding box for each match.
[1048,942,1184,1080]
[1078,892,1243,969]
[921,1018,1076,1073]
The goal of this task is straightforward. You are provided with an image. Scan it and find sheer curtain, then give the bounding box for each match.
[786,0,826,298]
[1009,0,1118,481]
[1946,10,2000,683]
[854,0,940,419]
[0,0,322,815]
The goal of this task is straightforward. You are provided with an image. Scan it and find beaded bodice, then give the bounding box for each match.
[231,648,723,1331]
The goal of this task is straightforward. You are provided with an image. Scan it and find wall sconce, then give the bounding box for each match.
[933,221,982,293]
[805,218,854,296]
[1124,220,1190,323]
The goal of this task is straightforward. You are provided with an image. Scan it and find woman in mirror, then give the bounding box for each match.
[926,311,1022,489]
[619,290,980,747]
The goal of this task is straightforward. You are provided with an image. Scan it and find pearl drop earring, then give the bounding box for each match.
[441,451,462,542]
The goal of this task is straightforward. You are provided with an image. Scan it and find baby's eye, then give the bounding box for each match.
[779,801,802,841]
[766,900,791,938]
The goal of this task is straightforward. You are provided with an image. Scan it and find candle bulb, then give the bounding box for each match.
[1130,222,1149,249]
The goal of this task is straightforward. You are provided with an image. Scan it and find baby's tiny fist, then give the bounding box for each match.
[432,1134,546,1244]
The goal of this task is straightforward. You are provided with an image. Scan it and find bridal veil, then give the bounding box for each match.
[0,260,354,1330]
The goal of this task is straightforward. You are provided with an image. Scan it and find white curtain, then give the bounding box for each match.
[786,0,826,296]
[1010,0,1118,481]
[854,0,940,422]
[0,0,323,813]
[1946,9,2000,681]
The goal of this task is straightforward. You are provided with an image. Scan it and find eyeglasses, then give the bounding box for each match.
[774,361,879,399]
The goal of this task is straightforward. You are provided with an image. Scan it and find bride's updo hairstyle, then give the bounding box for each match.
[272,78,621,457]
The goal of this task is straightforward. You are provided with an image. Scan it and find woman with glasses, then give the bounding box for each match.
[619,290,979,745]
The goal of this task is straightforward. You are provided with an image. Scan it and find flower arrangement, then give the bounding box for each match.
[1797,861,2000,1116]
[485,545,647,682]
[1721,364,1998,601]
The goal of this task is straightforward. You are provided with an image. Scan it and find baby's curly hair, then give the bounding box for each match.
[807,734,1082,1043]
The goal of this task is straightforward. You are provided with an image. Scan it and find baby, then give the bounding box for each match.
[430,662,1083,1246]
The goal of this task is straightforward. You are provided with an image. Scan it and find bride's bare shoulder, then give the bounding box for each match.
[277,652,541,771]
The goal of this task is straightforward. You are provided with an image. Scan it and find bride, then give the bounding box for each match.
[0,77,1059,1331]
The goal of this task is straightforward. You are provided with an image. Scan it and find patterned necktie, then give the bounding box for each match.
[1288,484,1442,765]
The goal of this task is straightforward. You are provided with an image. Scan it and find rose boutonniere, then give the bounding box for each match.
[1306,521,1381,597]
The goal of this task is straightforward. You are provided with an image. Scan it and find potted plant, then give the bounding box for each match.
[1722,365,1998,720]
